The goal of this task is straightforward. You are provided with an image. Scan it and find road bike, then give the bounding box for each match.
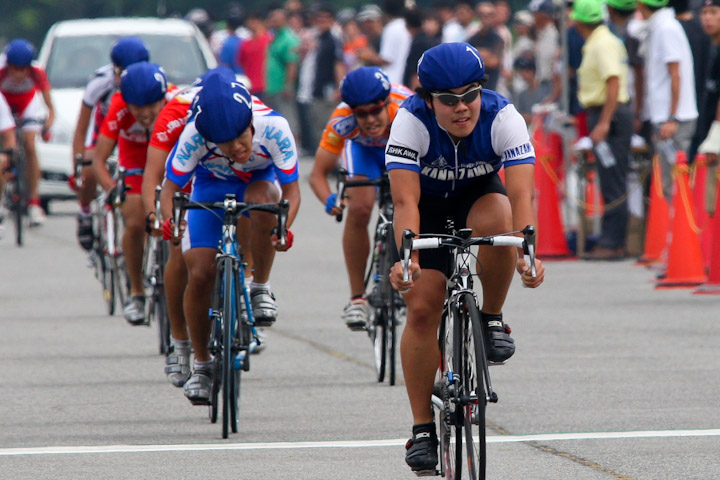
[173,192,289,439]
[90,166,134,316]
[401,224,536,479]
[1,120,30,246]
[335,169,405,385]
[143,185,171,354]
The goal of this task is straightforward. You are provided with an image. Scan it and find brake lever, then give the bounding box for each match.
[334,168,347,222]
[522,225,537,278]
[401,229,415,282]
[153,185,162,230]
[277,199,290,247]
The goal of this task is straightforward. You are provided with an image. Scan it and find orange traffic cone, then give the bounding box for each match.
[533,126,573,258]
[584,169,604,218]
[656,152,707,289]
[689,155,713,269]
[695,172,720,294]
[637,155,669,265]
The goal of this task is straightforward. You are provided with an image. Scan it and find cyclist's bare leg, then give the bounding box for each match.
[244,180,279,284]
[183,247,217,362]
[467,193,515,314]
[400,269,446,424]
[21,129,41,201]
[121,194,147,296]
[78,149,98,208]
[237,215,253,277]
[165,242,189,342]
[343,182,375,297]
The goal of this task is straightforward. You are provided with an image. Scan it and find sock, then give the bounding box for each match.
[171,338,191,350]
[79,204,92,216]
[481,311,503,326]
[350,295,367,304]
[250,281,270,292]
[29,198,41,207]
[194,359,213,370]
[412,422,437,439]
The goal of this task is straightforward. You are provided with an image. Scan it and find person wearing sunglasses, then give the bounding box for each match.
[308,66,413,330]
[385,42,546,474]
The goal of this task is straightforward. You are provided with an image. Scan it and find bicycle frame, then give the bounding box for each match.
[172,192,289,438]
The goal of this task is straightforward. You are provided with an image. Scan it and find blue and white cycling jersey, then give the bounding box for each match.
[385,90,534,198]
[165,99,299,188]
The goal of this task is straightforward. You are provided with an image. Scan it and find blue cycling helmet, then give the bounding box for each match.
[417,43,485,92]
[194,65,236,87]
[5,39,35,67]
[120,62,167,106]
[192,71,253,143]
[340,67,391,107]
[111,36,150,70]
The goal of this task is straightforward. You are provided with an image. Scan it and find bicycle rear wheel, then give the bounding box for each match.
[459,293,487,480]
[370,305,387,383]
[103,254,116,315]
[12,155,28,247]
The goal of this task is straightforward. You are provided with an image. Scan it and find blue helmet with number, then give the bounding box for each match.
[340,67,391,107]
[5,39,35,67]
[417,43,485,91]
[110,36,150,70]
[120,62,167,106]
[192,71,253,143]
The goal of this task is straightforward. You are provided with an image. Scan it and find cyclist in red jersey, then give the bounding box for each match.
[0,39,55,226]
[93,62,176,325]
[72,37,149,251]
[143,83,197,386]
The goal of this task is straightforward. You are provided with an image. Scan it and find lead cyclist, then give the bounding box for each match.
[385,43,546,474]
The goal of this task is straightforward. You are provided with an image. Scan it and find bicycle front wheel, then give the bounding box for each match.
[221,257,234,439]
[370,306,387,383]
[459,293,487,480]
[438,308,463,479]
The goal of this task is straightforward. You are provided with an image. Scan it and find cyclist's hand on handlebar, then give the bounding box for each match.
[271,228,294,251]
[516,257,545,288]
[162,218,185,244]
[324,193,343,216]
[390,260,421,293]
[145,212,162,237]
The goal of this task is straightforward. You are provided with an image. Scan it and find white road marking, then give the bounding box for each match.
[2,429,720,457]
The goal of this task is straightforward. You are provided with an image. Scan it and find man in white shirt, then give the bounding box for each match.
[638,0,698,197]
[379,0,412,84]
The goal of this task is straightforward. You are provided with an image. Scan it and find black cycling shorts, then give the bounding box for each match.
[417,173,507,276]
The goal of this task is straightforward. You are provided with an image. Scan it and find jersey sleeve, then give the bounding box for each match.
[490,104,535,168]
[98,92,124,142]
[259,115,299,184]
[165,121,205,188]
[385,108,429,173]
[149,100,190,152]
[82,67,113,108]
[31,67,51,91]
[318,104,354,155]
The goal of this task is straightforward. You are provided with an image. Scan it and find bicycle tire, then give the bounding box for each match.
[103,253,115,316]
[156,284,171,355]
[113,213,131,309]
[388,296,397,386]
[229,268,244,434]
[208,261,224,425]
[221,256,234,439]
[371,306,387,383]
[12,149,28,246]
[438,309,462,480]
[460,293,487,480]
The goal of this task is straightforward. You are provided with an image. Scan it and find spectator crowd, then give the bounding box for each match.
[189,0,719,260]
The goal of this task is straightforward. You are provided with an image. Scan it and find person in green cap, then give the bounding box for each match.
[637,0,698,199]
[573,0,634,259]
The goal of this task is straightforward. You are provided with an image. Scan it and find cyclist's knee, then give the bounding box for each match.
[346,200,373,226]
[187,262,215,289]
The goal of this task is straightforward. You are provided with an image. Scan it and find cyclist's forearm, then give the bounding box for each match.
[72,105,93,159]
[42,90,55,126]
[309,147,337,204]
[160,180,182,221]
[93,134,116,192]
[143,147,169,216]
[281,181,301,227]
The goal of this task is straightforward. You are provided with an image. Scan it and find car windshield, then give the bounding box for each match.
[45,33,208,88]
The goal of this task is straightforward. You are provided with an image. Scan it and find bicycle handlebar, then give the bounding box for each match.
[171,192,290,246]
[333,168,390,222]
[401,225,537,282]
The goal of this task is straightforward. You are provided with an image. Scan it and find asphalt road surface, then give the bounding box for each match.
[2,164,719,479]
